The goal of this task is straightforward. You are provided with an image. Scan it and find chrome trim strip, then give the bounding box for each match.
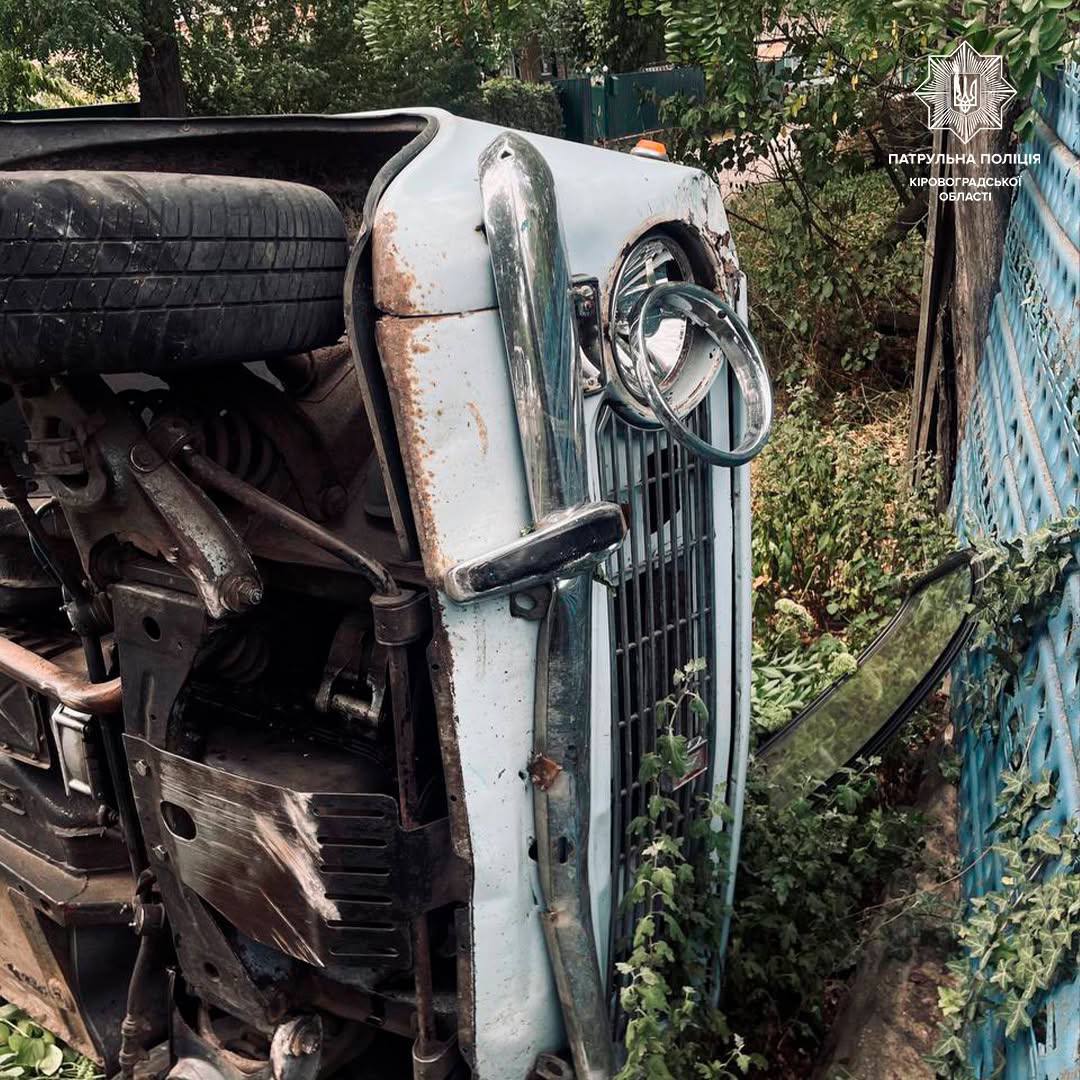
[479,133,585,519]
[477,131,616,1079]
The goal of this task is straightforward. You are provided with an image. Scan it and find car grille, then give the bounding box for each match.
[596,401,716,1031]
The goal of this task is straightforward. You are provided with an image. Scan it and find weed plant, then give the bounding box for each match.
[0,1006,101,1080]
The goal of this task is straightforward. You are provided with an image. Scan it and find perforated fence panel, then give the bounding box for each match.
[950,65,1080,1079]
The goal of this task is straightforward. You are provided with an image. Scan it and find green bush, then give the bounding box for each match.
[729,171,925,391]
[616,722,924,1077]
[474,77,564,137]
[752,389,953,651]
[751,623,856,741]
[725,763,923,1060]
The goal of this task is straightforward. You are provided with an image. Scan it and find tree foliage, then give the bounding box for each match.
[583,0,665,71]
[0,0,140,102]
[0,0,622,117]
[637,0,1079,172]
[476,76,564,135]
[631,0,1079,392]
[0,52,76,112]
[182,0,374,114]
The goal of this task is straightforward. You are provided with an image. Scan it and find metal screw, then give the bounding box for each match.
[134,759,150,777]
[129,443,161,472]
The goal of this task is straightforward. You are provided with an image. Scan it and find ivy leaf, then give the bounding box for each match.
[1002,993,1032,1039]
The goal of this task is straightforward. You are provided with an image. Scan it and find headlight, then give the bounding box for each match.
[608,232,774,467]
[611,235,694,402]
[633,283,773,466]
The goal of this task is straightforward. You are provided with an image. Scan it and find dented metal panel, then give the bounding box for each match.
[376,306,562,1073]
[376,311,533,576]
[372,117,748,1076]
[125,737,465,973]
[371,112,736,319]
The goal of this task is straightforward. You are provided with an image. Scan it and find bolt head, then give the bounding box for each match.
[221,574,263,612]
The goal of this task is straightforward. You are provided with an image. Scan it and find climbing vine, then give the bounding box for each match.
[931,510,1080,1076]
[615,660,919,1077]
[962,510,1079,740]
[615,659,758,1080]
[929,771,1080,1077]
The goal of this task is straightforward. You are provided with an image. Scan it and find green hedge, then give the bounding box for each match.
[474,77,563,138]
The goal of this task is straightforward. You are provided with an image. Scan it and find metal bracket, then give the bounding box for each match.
[412,1034,461,1080]
[572,276,605,394]
[126,737,468,973]
[510,584,551,621]
[24,436,86,478]
[372,588,431,645]
[49,704,104,799]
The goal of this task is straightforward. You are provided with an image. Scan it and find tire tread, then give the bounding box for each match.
[0,170,348,375]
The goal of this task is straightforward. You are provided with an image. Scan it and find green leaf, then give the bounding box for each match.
[38,1047,63,1078]
[1002,993,1032,1038]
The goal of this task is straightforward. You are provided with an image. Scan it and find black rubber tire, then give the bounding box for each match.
[0,171,348,376]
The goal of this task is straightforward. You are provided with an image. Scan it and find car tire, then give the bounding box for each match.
[0,170,348,376]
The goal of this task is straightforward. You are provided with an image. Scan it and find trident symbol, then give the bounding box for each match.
[952,72,979,114]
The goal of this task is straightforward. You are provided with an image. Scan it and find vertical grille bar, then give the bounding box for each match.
[598,401,717,1035]
[651,428,672,728]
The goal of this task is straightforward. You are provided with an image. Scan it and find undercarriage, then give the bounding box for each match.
[0,117,472,1080]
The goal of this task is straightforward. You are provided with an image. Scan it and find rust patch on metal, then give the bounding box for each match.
[372,210,421,316]
[0,887,100,1063]
[528,753,564,792]
[465,402,489,456]
[375,317,446,576]
[426,610,471,865]
[425,607,475,1067]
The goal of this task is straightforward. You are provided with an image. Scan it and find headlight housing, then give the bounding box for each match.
[610,234,695,406]
[607,231,774,467]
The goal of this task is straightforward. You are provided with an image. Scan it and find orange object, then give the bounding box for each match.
[631,138,669,160]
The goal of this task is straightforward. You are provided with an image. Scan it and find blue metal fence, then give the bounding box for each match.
[950,64,1080,1079]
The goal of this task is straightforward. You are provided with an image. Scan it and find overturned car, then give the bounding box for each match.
[0,110,774,1079]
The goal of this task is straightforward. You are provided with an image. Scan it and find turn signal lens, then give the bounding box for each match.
[631,139,669,160]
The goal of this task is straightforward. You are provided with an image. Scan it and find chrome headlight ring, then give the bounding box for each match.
[633,282,773,467]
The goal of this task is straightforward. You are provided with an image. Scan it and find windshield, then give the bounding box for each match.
[760,559,973,803]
